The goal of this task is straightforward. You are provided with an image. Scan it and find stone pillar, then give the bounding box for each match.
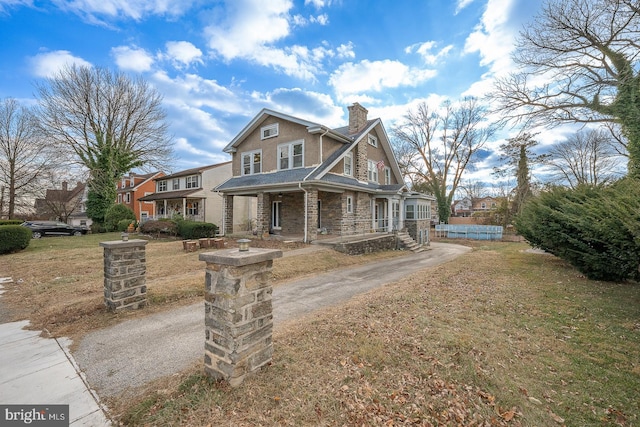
[223,195,234,235]
[256,192,271,237]
[306,189,318,242]
[100,240,148,311]
[200,247,282,387]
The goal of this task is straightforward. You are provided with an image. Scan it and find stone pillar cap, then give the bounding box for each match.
[199,248,282,266]
[100,239,149,248]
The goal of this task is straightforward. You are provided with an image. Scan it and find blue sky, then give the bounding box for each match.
[0,0,551,189]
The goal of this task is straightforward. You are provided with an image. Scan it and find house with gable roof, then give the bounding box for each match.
[115,171,165,222]
[215,103,434,243]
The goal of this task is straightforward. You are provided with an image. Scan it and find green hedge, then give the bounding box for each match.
[515,178,640,282]
[0,225,31,254]
[0,220,23,226]
[104,204,136,232]
[140,220,178,237]
[176,221,218,239]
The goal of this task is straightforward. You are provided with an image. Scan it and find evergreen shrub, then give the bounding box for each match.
[0,225,31,254]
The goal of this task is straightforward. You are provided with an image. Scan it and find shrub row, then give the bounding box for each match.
[0,219,24,226]
[516,178,640,282]
[0,225,31,254]
[176,220,218,239]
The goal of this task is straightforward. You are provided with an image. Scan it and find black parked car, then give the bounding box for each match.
[21,221,88,238]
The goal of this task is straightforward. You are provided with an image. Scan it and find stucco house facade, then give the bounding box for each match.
[215,103,432,243]
[139,162,255,230]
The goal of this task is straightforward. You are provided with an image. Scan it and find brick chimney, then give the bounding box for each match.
[348,103,368,134]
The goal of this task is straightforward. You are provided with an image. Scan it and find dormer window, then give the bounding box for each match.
[121,178,126,188]
[368,134,378,147]
[130,177,135,187]
[261,123,279,140]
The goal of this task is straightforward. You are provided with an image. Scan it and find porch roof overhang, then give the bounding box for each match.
[214,168,406,197]
[138,188,201,201]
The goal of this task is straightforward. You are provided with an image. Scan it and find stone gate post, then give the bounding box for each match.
[199,245,282,387]
[100,239,148,311]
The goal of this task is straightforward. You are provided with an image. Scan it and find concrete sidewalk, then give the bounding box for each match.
[0,320,111,426]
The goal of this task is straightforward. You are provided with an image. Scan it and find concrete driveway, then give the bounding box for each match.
[74,242,470,398]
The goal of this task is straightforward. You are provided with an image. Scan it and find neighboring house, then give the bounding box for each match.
[451,196,500,217]
[68,184,92,228]
[215,103,433,243]
[138,162,254,229]
[115,171,165,222]
[34,181,86,223]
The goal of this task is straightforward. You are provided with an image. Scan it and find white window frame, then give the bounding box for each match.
[117,194,122,203]
[367,160,378,182]
[172,178,180,190]
[125,192,131,203]
[130,177,135,187]
[346,196,353,213]
[384,167,391,185]
[278,140,304,170]
[405,204,415,220]
[261,123,279,140]
[121,178,126,188]
[242,150,262,175]
[187,201,199,216]
[368,134,378,147]
[157,181,167,192]
[185,175,199,189]
[271,200,282,230]
[344,152,353,176]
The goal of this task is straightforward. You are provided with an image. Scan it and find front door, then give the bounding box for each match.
[272,201,281,230]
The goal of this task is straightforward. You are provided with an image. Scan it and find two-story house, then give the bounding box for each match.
[34,181,86,223]
[115,172,164,222]
[139,161,255,230]
[215,103,432,243]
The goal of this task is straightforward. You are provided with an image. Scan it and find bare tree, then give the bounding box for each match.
[35,65,173,223]
[545,129,623,188]
[0,98,60,218]
[392,98,497,223]
[492,0,640,176]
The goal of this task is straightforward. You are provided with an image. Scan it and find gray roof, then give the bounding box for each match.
[216,168,316,191]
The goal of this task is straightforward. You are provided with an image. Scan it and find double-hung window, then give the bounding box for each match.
[278,140,304,170]
[157,181,167,192]
[344,152,353,176]
[367,160,378,182]
[346,196,353,213]
[368,134,378,147]
[384,167,391,185]
[172,179,180,190]
[242,150,262,175]
[185,175,199,189]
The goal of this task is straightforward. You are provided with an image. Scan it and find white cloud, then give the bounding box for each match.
[462,0,519,97]
[455,0,476,14]
[310,13,328,25]
[50,0,195,22]
[329,59,437,101]
[111,46,154,72]
[405,41,454,65]
[204,0,336,80]
[164,41,203,68]
[336,42,355,59]
[0,0,32,14]
[29,50,92,77]
[304,0,337,8]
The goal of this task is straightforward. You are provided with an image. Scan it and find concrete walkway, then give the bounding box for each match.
[74,242,471,398]
[0,275,111,426]
[0,242,470,423]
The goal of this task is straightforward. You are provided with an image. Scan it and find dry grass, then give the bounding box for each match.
[113,242,640,426]
[0,233,404,340]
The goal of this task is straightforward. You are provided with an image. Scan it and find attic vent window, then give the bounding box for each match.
[368,134,378,147]
[261,123,279,140]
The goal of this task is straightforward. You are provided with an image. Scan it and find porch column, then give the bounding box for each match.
[163,200,167,218]
[256,192,271,238]
[307,189,318,242]
[387,197,393,232]
[398,197,405,231]
[223,195,234,235]
[182,198,187,218]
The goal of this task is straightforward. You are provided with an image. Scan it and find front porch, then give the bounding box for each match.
[222,188,404,243]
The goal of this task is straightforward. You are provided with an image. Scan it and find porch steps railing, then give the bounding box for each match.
[397,231,427,253]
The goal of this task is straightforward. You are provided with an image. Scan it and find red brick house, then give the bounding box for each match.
[115,171,164,222]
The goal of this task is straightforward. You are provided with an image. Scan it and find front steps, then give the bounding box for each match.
[397,231,428,253]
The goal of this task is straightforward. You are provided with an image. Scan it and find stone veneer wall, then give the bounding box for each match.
[100,239,148,311]
[199,248,282,387]
[405,219,431,245]
[256,192,271,236]
[332,235,396,255]
[224,195,234,235]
